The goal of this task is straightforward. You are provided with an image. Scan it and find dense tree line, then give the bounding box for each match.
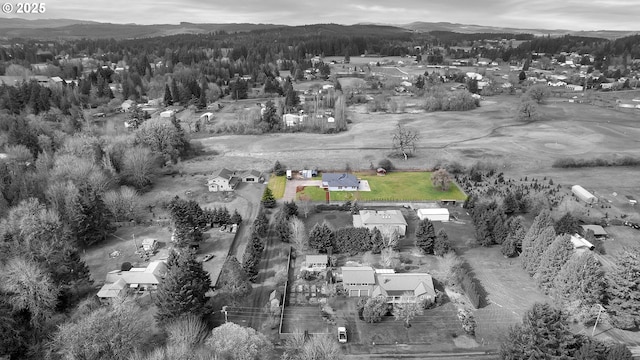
[500,302,632,359]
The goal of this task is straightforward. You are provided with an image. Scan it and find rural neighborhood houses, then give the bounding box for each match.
[353,209,408,236]
[97,260,168,299]
[207,168,262,191]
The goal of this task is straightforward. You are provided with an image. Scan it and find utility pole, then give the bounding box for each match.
[592,304,604,336]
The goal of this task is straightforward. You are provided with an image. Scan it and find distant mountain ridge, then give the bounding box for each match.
[398,21,638,40]
[0,18,637,40]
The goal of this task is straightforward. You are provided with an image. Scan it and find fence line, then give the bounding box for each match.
[112,218,172,228]
[278,246,294,340]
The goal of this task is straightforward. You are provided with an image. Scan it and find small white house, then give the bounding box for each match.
[160,110,176,118]
[416,208,450,222]
[305,255,328,272]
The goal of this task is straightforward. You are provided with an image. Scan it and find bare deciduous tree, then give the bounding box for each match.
[431,168,451,191]
[517,100,539,122]
[103,186,142,221]
[290,217,308,251]
[122,147,159,189]
[392,123,420,160]
[393,292,425,328]
[380,247,400,268]
[1,257,59,328]
[378,227,400,249]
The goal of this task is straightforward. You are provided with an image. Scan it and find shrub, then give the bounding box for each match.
[457,309,477,336]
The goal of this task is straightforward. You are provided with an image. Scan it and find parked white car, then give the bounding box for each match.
[337,326,347,343]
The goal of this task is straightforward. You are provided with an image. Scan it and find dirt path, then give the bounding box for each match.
[247,213,289,330]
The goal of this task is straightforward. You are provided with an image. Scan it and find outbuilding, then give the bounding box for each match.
[416,208,450,222]
[571,185,598,204]
[570,234,594,251]
[581,225,607,238]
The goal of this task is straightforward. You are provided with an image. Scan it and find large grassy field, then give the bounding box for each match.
[267,175,286,199]
[296,172,467,202]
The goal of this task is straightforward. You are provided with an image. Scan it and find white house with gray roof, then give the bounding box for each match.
[321,173,359,191]
[353,209,407,236]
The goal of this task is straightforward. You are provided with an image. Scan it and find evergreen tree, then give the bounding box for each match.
[503,192,518,214]
[170,79,180,105]
[523,226,556,276]
[606,343,633,360]
[283,200,298,218]
[415,218,436,254]
[164,84,173,105]
[499,303,579,359]
[261,100,280,132]
[76,191,114,248]
[535,234,574,293]
[230,210,242,225]
[521,210,553,273]
[275,210,292,242]
[555,252,607,307]
[168,197,207,247]
[155,250,211,325]
[370,228,384,254]
[308,222,334,253]
[197,88,207,109]
[502,216,526,257]
[218,255,252,303]
[415,75,425,89]
[554,212,580,235]
[434,228,451,256]
[261,187,276,208]
[253,210,269,237]
[607,248,640,330]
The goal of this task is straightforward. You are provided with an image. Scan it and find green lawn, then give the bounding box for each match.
[296,172,467,202]
[267,175,286,199]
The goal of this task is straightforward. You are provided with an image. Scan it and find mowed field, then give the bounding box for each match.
[296,172,467,201]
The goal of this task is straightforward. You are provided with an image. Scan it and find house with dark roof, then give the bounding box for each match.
[581,225,607,238]
[322,173,359,191]
[353,210,407,236]
[207,168,241,192]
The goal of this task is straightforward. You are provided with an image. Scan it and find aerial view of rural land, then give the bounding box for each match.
[1,0,640,359]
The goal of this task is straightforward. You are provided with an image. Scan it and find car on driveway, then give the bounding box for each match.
[337,326,347,343]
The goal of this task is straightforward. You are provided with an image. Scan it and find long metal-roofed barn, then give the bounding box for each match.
[571,185,598,204]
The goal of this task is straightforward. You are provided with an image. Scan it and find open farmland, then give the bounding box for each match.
[196,96,640,180]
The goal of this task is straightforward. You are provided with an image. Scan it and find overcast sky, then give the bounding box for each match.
[2,0,639,31]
